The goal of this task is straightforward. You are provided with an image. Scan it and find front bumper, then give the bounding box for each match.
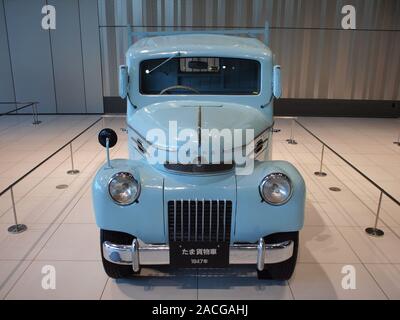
[103,238,294,272]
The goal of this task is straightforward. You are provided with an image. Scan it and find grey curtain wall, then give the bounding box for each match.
[99,0,400,101]
[1,0,399,115]
[1,0,103,113]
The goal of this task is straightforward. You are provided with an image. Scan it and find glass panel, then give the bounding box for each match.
[140,57,260,95]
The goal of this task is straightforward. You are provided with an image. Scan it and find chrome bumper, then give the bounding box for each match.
[103,238,294,272]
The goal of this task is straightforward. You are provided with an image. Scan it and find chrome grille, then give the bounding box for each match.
[168,200,232,242]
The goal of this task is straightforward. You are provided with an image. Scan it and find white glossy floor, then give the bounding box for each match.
[0,115,399,300]
[297,117,400,200]
[0,115,100,191]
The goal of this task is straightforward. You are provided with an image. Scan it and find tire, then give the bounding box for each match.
[100,229,140,279]
[257,231,299,281]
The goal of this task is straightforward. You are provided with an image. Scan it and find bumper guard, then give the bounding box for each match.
[103,238,294,272]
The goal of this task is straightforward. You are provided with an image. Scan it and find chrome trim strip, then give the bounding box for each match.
[202,199,205,241]
[180,199,184,241]
[209,200,212,241]
[198,106,202,148]
[103,239,294,267]
[216,200,220,241]
[247,122,274,146]
[195,198,198,241]
[173,200,176,241]
[163,163,235,175]
[132,238,140,272]
[131,144,146,156]
[168,199,232,243]
[128,124,153,147]
[188,200,191,241]
[256,238,266,271]
[223,200,226,241]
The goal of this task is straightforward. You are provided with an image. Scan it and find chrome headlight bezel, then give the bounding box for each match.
[108,172,140,206]
[259,172,293,205]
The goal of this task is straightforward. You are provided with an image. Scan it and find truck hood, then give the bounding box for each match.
[129,100,271,151]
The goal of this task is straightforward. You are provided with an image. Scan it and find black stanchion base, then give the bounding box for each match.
[314,171,327,177]
[365,227,384,237]
[8,224,28,234]
[67,170,80,175]
[286,139,297,145]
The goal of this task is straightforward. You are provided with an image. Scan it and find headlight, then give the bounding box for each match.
[108,172,140,205]
[259,173,292,205]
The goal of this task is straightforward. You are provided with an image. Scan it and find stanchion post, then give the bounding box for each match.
[365,191,385,237]
[67,142,80,175]
[32,103,41,125]
[35,103,41,124]
[314,144,327,177]
[7,187,27,234]
[286,118,297,145]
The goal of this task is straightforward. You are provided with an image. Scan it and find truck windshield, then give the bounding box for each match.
[140,57,260,95]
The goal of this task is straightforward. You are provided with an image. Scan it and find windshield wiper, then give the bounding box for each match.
[146,51,181,74]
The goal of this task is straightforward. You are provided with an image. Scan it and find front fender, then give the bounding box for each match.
[235,160,305,242]
[92,159,165,243]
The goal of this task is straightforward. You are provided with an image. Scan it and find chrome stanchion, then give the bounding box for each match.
[32,103,41,125]
[66,143,80,175]
[314,144,327,177]
[7,187,27,234]
[286,118,297,145]
[365,191,385,237]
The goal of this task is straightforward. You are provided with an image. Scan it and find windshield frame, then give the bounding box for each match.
[138,56,262,96]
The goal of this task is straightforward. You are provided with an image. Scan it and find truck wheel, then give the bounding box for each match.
[257,231,299,281]
[100,229,140,279]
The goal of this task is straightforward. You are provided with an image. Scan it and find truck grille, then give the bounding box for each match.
[168,200,232,242]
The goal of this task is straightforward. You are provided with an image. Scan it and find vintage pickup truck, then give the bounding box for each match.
[92,25,305,280]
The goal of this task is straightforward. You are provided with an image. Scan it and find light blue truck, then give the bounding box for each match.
[92,25,305,280]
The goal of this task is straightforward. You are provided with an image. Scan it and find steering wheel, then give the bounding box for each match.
[160,85,200,95]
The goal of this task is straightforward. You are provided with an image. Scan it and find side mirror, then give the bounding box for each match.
[98,128,118,148]
[119,65,128,99]
[272,65,281,99]
[98,128,118,168]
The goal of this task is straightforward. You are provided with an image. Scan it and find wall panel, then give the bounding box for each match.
[79,0,103,113]
[4,0,56,113]
[48,0,85,113]
[0,0,15,113]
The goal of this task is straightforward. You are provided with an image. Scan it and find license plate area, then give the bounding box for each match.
[170,242,229,268]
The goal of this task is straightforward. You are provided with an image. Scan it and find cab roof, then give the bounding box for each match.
[127,34,271,60]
